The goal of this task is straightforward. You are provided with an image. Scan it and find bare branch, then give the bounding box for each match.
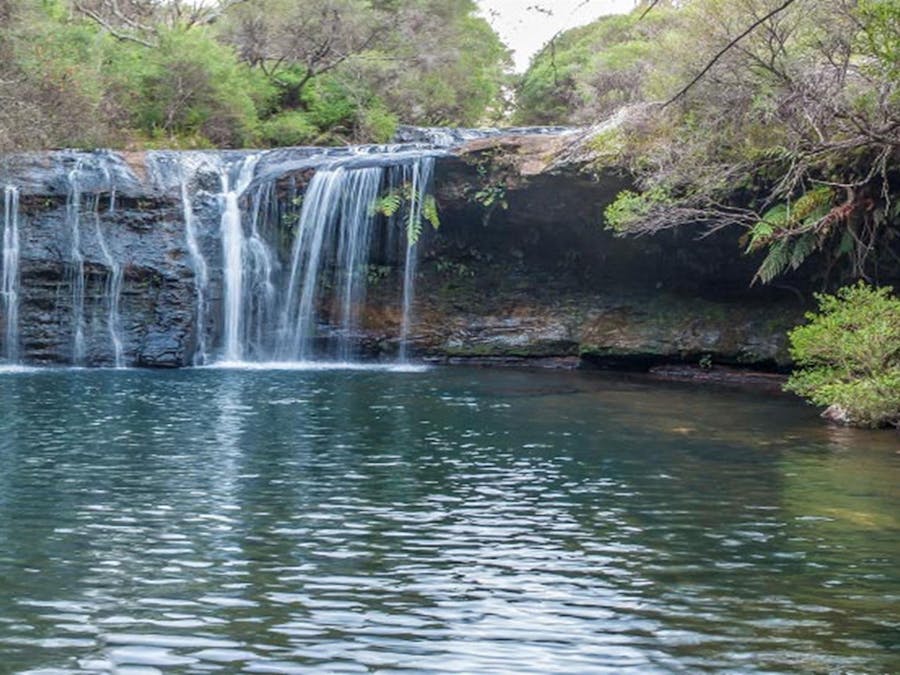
[663,0,800,107]
[72,1,157,47]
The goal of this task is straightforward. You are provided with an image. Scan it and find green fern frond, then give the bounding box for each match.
[372,192,403,217]
[422,195,440,229]
[754,238,792,284]
[761,203,791,228]
[407,215,423,246]
[793,187,834,223]
[789,232,818,270]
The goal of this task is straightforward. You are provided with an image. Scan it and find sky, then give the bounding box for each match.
[477,0,637,72]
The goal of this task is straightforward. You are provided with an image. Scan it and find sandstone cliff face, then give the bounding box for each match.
[390,133,802,368]
[0,135,805,369]
[4,150,232,366]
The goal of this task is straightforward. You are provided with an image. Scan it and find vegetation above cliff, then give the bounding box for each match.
[0,0,509,150]
[519,0,900,288]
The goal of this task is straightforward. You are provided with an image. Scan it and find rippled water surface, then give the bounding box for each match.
[0,367,897,673]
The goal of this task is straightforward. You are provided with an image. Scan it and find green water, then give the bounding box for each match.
[0,366,897,673]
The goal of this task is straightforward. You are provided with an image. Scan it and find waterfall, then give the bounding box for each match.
[4,145,444,368]
[2,186,20,363]
[66,162,86,364]
[399,158,434,362]
[219,155,260,363]
[243,182,278,358]
[91,195,125,368]
[277,165,383,361]
[205,153,437,365]
[180,167,210,365]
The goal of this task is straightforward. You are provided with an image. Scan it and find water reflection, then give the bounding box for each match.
[0,368,897,672]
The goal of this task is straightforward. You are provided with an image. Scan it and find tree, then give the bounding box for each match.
[1,0,114,149]
[577,0,900,287]
[219,0,390,108]
[71,0,239,47]
[0,0,510,148]
[106,29,268,146]
[219,0,510,140]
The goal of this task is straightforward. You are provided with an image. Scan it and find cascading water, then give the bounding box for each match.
[0,127,574,368]
[219,155,261,363]
[269,155,435,363]
[91,195,125,368]
[66,162,87,364]
[2,186,20,363]
[243,182,278,357]
[179,163,211,365]
[3,141,450,367]
[210,150,437,365]
[277,165,383,361]
[399,159,434,363]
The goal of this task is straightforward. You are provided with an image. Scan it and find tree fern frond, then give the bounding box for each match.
[790,232,818,270]
[793,187,834,222]
[754,238,791,284]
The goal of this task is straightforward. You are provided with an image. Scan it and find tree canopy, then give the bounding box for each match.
[0,0,510,149]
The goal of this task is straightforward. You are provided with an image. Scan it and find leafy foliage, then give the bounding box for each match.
[371,184,440,246]
[604,188,672,233]
[785,283,900,428]
[535,0,900,286]
[743,187,836,283]
[372,192,403,218]
[422,195,440,228]
[258,111,319,147]
[515,10,672,125]
[0,0,509,149]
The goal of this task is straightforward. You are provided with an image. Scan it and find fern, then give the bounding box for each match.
[754,238,792,284]
[371,184,438,246]
[422,194,440,229]
[407,213,423,246]
[789,232,818,270]
[748,187,836,281]
[792,187,834,223]
[761,202,791,228]
[746,220,775,252]
[371,192,403,217]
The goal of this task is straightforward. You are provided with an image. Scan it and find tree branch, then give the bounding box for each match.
[72,1,156,47]
[638,0,663,21]
[663,0,800,107]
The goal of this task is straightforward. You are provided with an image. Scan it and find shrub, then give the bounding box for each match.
[259,111,319,147]
[785,282,900,429]
[112,29,265,147]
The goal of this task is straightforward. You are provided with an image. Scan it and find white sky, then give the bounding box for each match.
[477,0,638,72]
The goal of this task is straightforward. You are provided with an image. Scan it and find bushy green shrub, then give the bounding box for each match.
[785,282,900,429]
[359,104,399,143]
[259,111,319,147]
